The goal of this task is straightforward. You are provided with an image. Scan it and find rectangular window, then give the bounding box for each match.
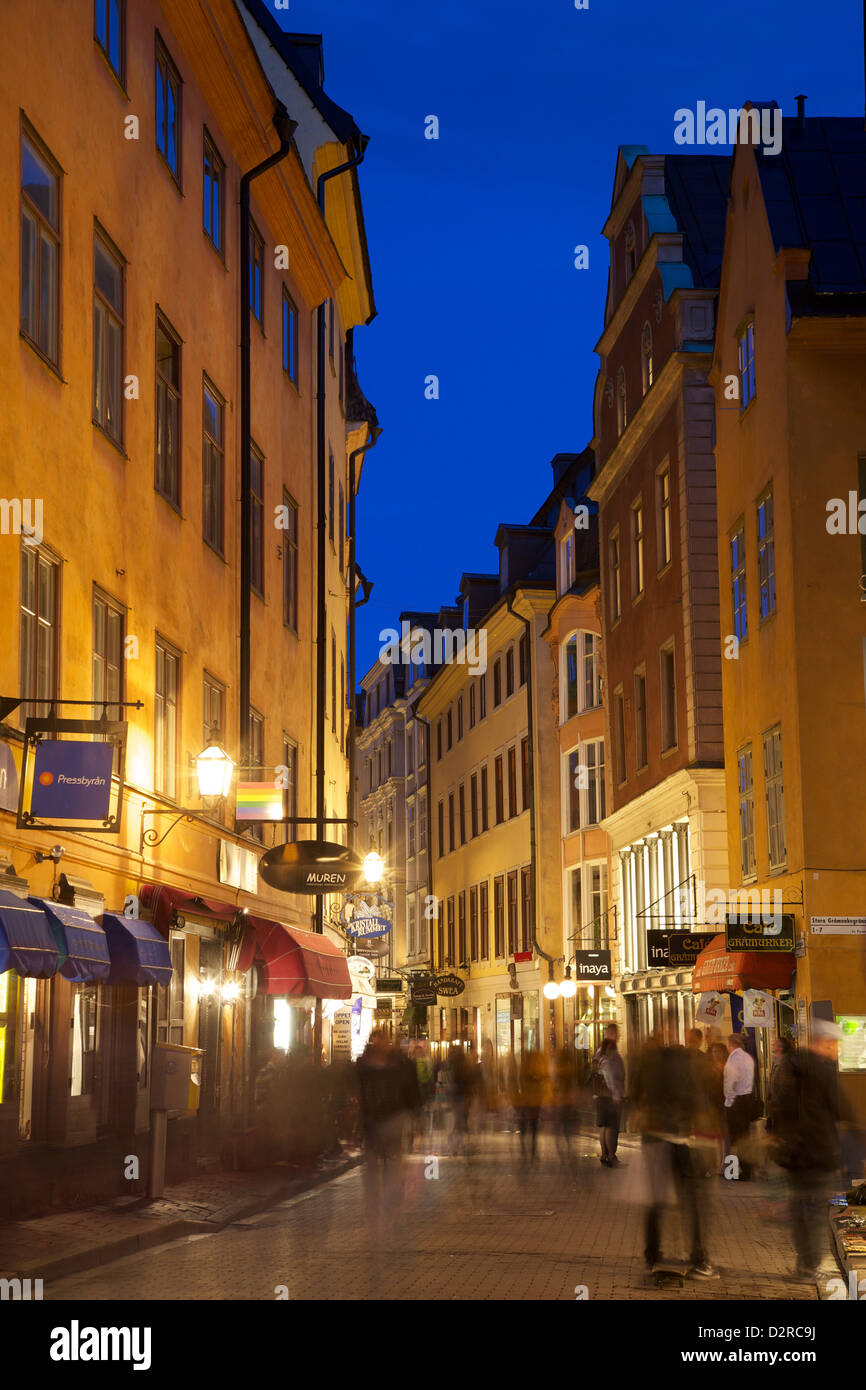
[436,720,442,761]
[418,797,427,853]
[281,737,297,843]
[20,547,60,722]
[493,659,502,707]
[446,708,453,751]
[763,725,786,871]
[479,880,489,958]
[155,36,182,185]
[479,673,487,720]
[70,985,99,1096]
[520,867,532,952]
[338,483,345,576]
[480,764,489,832]
[469,886,479,962]
[613,686,626,784]
[93,229,124,444]
[507,745,517,818]
[634,670,647,770]
[155,313,181,507]
[247,706,265,844]
[581,631,601,710]
[250,446,264,596]
[203,671,224,745]
[657,465,671,570]
[95,0,125,82]
[521,736,530,811]
[506,871,518,955]
[448,793,455,853]
[469,683,476,729]
[731,524,748,642]
[408,902,417,957]
[519,632,528,686]
[493,876,505,958]
[737,744,756,879]
[407,727,415,775]
[458,892,467,966]
[584,739,606,825]
[660,644,677,752]
[203,130,224,255]
[446,897,455,965]
[609,531,621,622]
[566,750,581,833]
[437,799,444,859]
[631,499,644,597]
[282,492,298,630]
[20,124,61,367]
[155,637,180,798]
[458,783,466,845]
[505,647,515,698]
[407,802,416,859]
[328,449,335,545]
[470,773,478,838]
[738,320,756,409]
[564,635,578,720]
[156,934,185,1045]
[282,289,298,384]
[494,755,505,824]
[457,695,464,741]
[92,590,124,734]
[757,488,776,620]
[437,906,444,971]
[331,630,337,736]
[249,220,264,325]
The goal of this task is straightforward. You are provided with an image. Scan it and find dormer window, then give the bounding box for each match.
[624,222,637,280]
[641,322,653,395]
[616,367,627,437]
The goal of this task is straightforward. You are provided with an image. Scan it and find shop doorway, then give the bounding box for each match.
[197,939,222,1147]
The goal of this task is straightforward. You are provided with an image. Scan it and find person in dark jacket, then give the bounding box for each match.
[357,1030,419,1228]
[773,1022,845,1280]
[593,1025,626,1166]
[631,1033,718,1279]
[766,1036,799,1140]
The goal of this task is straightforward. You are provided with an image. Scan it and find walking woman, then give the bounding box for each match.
[593,1025,625,1166]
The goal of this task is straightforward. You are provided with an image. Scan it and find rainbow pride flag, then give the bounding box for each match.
[235,781,283,821]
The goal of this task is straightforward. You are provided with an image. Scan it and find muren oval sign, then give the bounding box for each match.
[258,840,365,895]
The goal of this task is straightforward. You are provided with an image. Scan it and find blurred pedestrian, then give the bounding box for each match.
[723,1033,757,1179]
[631,1033,718,1279]
[356,1030,418,1230]
[517,1048,548,1163]
[686,1028,721,1178]
[774,1021,846,1280]
[593,1025,625,1167]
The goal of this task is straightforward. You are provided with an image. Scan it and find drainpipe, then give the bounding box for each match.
[506,596,557,1050]
[347,425,383,854]
[239,104,297,769]
[312,140,367,1066]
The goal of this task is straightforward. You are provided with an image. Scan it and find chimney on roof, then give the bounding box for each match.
[795,94,807,130]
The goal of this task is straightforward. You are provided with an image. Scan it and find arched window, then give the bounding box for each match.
[616,367,627,436]
[624,222,637,280]
[641,321,653,395]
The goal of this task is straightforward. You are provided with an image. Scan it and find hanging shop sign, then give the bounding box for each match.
[376,978,403,993]
[696,990,727,1025]
[411,986,438,1005]
[743,989,776,1028]
[433,973,465,997]
[344,914,391,939]
[258,840,365,895]
[18,718,127,833]
[573,950,612,982]
[725,914,795,953]
[0,742,20,814]
[647,931,717,968]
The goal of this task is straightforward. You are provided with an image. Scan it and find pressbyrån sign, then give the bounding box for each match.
[18,718,127,833]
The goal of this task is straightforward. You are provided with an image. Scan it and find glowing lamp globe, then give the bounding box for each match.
[196,743,235,798]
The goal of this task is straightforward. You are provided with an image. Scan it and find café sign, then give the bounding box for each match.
[647,931,717,968]
[725,913,795,953]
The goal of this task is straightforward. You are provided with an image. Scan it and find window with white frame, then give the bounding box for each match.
[763,725,786,871]
[634,669,647,770]
[561,535,575,593]
[563,634,578,721]
[581,631,601,709]
[609,530,622,623]
[616,367,628,436]
[641,321,653,394]
[656,464,671,570]
[408,900,417,956]
[757,486,776,620]
[731,523,748,642]
[738,319,756,408]
[737,744,756,880]
[631,498,644,596]
[659,643,676,752]
[565,739,606,832]
[407,801,416,859]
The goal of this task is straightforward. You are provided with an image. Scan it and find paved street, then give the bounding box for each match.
[47,1131,820,1301]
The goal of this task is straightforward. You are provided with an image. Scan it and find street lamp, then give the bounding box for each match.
[560,966,577,999]
[543,979,561,1001]
[195,742,235,799]
[363,849,384,885]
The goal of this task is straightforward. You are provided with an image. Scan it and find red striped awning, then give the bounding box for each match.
[691,933,795,994]
[140,884,239,937]
[238,918,351,999]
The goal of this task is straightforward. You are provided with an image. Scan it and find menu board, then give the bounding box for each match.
[837,1015,866,1073]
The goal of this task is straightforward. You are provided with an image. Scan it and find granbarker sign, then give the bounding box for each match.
[258,840,365,896]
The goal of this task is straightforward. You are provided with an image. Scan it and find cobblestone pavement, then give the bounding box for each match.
[48,1130,826,1301]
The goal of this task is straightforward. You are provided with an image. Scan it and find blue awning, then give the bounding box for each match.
[101,913,172,987]
[31,898,111,982]
[0,890,59,977]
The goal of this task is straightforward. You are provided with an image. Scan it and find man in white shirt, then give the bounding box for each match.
[724,1034,757,1179]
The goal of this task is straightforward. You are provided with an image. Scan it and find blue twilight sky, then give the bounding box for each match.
[268,0,862,676]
